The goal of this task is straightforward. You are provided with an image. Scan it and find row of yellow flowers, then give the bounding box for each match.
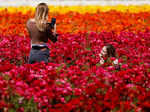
[1,5,150,14]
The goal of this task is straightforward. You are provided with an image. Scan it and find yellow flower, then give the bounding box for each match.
[1,5,150,14]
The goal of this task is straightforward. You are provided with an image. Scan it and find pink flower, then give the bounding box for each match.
[122,64,128,69]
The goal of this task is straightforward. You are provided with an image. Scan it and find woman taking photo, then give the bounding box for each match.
[26,3,57,64]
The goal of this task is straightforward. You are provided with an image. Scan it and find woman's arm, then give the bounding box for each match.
[26,20,31,38]
[26,20,30,31]
[46,24,57,43]
[49,33,57,43]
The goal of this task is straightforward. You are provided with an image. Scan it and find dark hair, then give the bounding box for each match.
[106,44,116,57]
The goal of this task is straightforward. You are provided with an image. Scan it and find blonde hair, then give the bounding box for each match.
[35,3,49,32]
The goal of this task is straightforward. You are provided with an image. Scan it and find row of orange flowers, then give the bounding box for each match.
[0,9,150,36]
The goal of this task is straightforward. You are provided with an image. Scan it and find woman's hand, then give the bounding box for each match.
[50,24,57,43]
[53,24,57,36]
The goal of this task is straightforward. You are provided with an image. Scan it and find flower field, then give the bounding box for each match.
[0,5,150,112]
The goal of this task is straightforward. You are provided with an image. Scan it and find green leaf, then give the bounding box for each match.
[96,63,101,67]
[65,95,71,102]
[86,47,91,51]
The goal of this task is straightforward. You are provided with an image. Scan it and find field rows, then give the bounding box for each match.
[0,6,150,112]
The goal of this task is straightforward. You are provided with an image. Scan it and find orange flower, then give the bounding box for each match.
[0,8,150,36]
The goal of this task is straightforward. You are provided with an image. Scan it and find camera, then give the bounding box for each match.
[48,18,56,28]
[51,18,56,27]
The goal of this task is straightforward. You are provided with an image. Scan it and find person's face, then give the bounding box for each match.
[101,46,107,57]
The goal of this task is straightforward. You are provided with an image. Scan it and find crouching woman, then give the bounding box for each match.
[99,44,121,70]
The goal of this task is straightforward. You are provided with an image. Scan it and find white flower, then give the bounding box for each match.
[113,59,118,65]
